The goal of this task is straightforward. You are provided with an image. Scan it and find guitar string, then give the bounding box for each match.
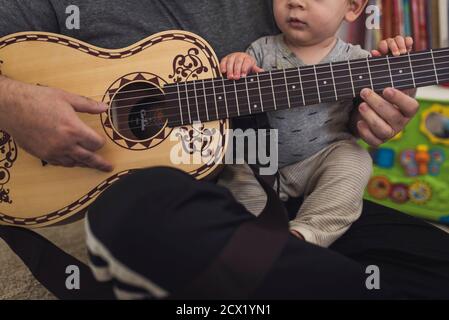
[88,54,449,114]
[85,72,449,133]
[96,56,449,123]
[103,66,449,129]
[99,64,449,128]
[73,49,449,101]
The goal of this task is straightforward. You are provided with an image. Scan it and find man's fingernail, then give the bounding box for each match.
[384,88,394,98]
[361,89,370,99]
[359,103,368,112]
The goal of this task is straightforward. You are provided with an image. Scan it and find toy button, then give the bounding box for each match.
[368,176,391,200]
[409,181,432,205]
[389,184,409,204]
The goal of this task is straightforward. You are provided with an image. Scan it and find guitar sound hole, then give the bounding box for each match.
[109,81,166,141]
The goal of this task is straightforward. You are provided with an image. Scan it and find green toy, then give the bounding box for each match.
[363,92,449,224]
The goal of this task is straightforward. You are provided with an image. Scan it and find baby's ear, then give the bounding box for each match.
[345,0,368,23]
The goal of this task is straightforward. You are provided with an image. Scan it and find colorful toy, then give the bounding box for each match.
[428,148,446,176]
[409,181,432,205]
[400,149,419,177]
[415,145,430,175]
[372,148,395,169]
[420,104,449,146]
[367,176,391,200]
[390,184,409,204]
[364,99,449,225]
[400,146,446,177]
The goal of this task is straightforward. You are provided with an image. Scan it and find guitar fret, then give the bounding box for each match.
[222,77,229,118]
[408,52,416,87]
[256,73,264,112]
[313,65,321,103]
[212,79,219,120]
[245,77,252,114]
[300,66,320,105]
[193,80,201,122]
[432,49,449,84]
[283,69,292,108]
[366,57,374,90]
[269,71,277,110]
[351,60,372,94]
[330,62,338,101]
[202,80,209,121]
[247,75,262,112]
[298,67,305,105]
[233,80,240,116]
[347,60,356,97]
[431,49,440,84]
[386,55,394,88]
[184,81,192,123]
[390,55,414,88]
[176,83,184,125]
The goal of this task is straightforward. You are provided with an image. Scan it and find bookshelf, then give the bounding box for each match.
[339,0,449,51]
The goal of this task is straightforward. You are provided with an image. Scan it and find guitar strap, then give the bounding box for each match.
[0,225,115,299]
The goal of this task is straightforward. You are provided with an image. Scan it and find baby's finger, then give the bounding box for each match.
[387,38,400,56]
[226,55,237,79]
[371,50,382,57]
[233,55,245,80]
[252,65,264,73]
[394,36,407,54]
[220,56,228,74]
[405,37,414,52]
[377,40,389,55]
[241,57,254,77]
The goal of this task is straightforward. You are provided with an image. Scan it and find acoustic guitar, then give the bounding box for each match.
[0,30,447,227]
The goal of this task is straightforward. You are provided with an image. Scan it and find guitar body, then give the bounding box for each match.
[0,30,229,227]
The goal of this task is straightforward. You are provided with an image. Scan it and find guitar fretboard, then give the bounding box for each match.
[163,47,449,126]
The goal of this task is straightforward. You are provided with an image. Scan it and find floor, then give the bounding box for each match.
[1,219,448,300]
[0,220,87,300]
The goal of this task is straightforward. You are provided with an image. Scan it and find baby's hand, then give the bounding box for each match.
[371,36,414,57]
[220,52,264,80]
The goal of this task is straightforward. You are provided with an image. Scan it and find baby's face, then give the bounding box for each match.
[273,0,351,46]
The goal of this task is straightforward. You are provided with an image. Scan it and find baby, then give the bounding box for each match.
[218,0,413,247]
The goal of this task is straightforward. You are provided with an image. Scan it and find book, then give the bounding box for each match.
[440,0,449,47]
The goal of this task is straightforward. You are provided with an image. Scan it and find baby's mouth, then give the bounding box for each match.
[287,17,308,28]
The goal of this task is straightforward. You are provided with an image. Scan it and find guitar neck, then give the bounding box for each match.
[163,47,449,127]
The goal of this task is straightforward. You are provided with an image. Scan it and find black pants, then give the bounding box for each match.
[86,167,449,299]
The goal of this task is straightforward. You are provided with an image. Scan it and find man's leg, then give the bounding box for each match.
[330,200,449,299]
[85,167,390,299]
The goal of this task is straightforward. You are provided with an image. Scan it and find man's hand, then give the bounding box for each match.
[0,77,113,172]
[353,36,419,147]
